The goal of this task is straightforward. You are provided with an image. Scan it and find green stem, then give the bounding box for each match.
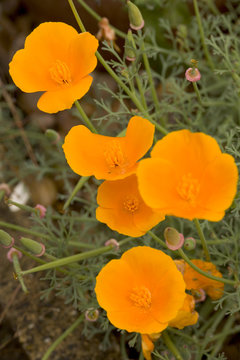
[42,314,84,360]
[193,0,214,70]
[74,100,98,133]
[12,253,28,293]
[63,176,90,211]
[120,333,129,360]
[76,0,126,39]
[67,0,168,135]
[0,220,50,240]
[148,230,167,249]
[178,248,236,286]
[193,218,210,261]
[162,331,183,360]
[192,82,203,106]
[21,245,114,275]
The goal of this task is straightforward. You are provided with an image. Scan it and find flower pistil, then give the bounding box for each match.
[49,59,72,85]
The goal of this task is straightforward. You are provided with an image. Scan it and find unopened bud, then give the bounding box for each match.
[184,237,196,251]
[0,230,14,248]
[45,129,61,144]
[35,204,47,219]
[185,68,201,82]
[105,238,120,251]
[124,29,136,61]
[164,227,184,250]
[127,1,144,31]
[192,289,206,303]
[85,308,99,322]
[7,248,22,262]
[19,237,45,257]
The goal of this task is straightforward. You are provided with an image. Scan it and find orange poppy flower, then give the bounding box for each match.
[96,174,165,237]
[183,259,224,300]
[9,22,98,113]
[95,246,186,334]
[63,116,155,180]
[137,129,238,221]
[141,333,160,360]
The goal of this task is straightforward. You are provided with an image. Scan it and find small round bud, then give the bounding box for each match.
[164,227,184,251]
[7,248,22,262]
[191,289,206,303]
[127,1,144,31]
[45,129,61,144]
[35,204,47,219]
[85,308,99,322]
[0,229,15,248]
[185,68,201,82]
[105,238,119,251]
[184,237,196,251]
[19,237,45,257]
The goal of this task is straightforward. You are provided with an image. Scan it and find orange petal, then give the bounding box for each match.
[37,75,92,113]
[124,116,155,163]
[169,294,199,329]
[9,22,79,92]
[68,32,98,81]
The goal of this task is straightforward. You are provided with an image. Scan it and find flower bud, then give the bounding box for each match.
[0,183,11,196]
[45,129,61,144]
[0,230,14,248]
[164,227,184,251]
[124,29,136,62]
[35,204,47,219]
[184,237,196,251]
[7,248,22,262]
[85,308,99,322]
[105,238,119,251]
[127,1,144,31]
[19,237,45,257]
[192,289,206,303]
[185,68,201,82]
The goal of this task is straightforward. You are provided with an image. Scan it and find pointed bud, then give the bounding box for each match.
[7,248,22,262]
[164,227,184,250]
[45,129,61,144]
[124,29,136,61]
[105,238,120,251]
[127,1,144,31]
[0,230,14,248]
[19,237,45,257]
[85,308,99,322]
[35,204,47,219]
[184,237,196,251]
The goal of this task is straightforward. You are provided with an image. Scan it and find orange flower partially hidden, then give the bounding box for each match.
[183,259,224,300]
[9,22,98,113]
[137,129,238,221]
[141,333,161,360]
[63,116,155,180]
[96,174,165,237]
[95,246,186,334]
[169,294,199,329]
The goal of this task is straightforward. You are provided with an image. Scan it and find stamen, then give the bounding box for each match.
[177,173,200,206]
[49,60,72,85]
[104,141,128,174]
[123,196,139,214]
[130,286,152,310]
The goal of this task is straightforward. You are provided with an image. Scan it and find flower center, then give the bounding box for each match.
[177,173,200,205]
[130,286,152,310]
[123,196,139,213]
[104,142,127,174]
[49,60,72,85]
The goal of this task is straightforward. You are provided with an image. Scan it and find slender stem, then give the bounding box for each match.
[63,176,90,211]
[193,218,210,261]
[192,82,203,106]
[21,245,114,275]
[42,314,84,360]
[76,0,126,39]
[67,0,168,135]
[148,230,167,249]
[120,333,129,360]
[12,253,28,293]
[162,331,183,360]
[74,100,98,133]
[140,35,160,113]
[192,0,214,70]
[139,350,144,360]
[0,220,50,240]
[178,248,236,285]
